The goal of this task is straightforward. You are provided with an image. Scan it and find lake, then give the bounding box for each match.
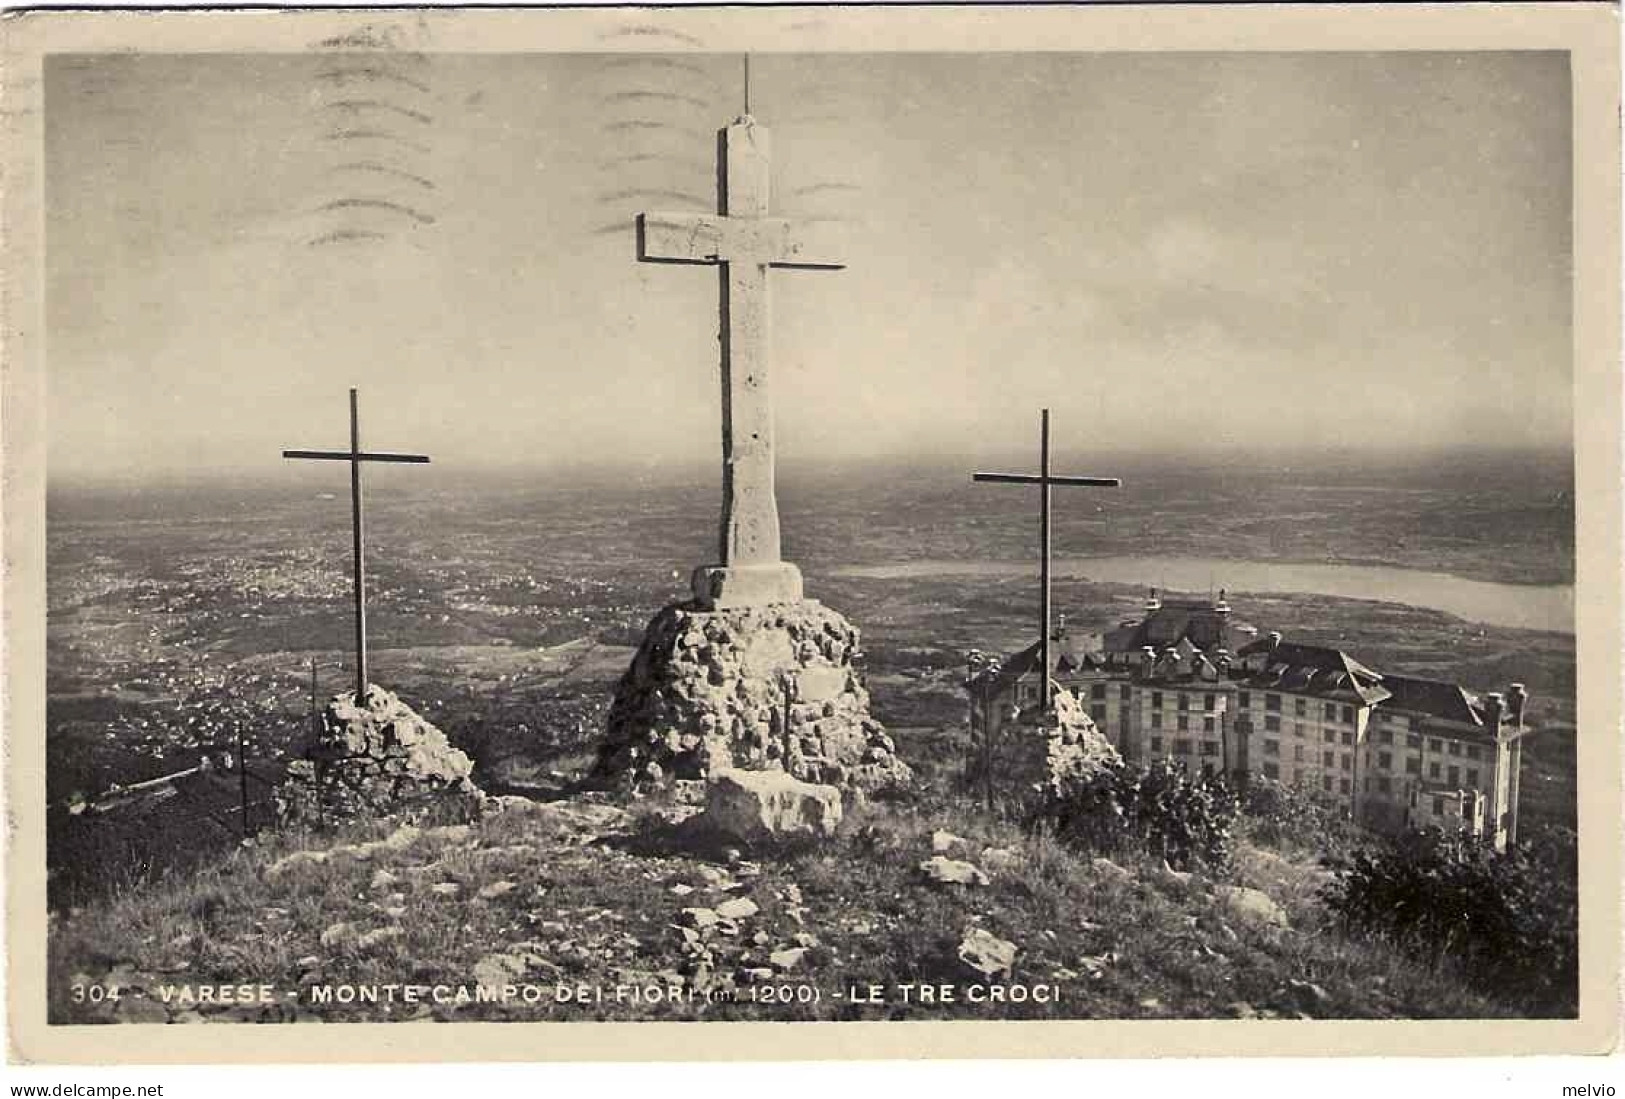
[830,555,1574,634]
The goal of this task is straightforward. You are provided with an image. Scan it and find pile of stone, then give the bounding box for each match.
[276,686,482,825]
[595,600,911,792]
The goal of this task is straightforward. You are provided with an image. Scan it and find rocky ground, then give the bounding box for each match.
[48,787,1508,1024]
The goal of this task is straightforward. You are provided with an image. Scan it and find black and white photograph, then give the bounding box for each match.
[4,2,1619,1067]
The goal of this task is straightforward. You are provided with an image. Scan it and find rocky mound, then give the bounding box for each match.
[277,685,483,824]
[595,600,911,792]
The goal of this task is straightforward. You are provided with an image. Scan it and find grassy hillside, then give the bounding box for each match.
[48,790,1512,1024]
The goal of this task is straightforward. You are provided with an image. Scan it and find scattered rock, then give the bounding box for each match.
[979,846,1023,873]
[670,883,695,897]
[700,769,843,844]
[1091,857,1133,884]
[369,869,399,891]
[477,881,517,901]
[931,829,973,857]
[429,883,461,898]
[715,897,759,921]
[681,907,722,930]
[265,849,328,879]
[769,947,808,971]
[1227,1001,1258,1020]
[920,856,990,887]
[319,922,356,948]
[1156,861,1194,890]
[1217,885,1290,928]
[957,927,1018,979]
[356,926,403,951]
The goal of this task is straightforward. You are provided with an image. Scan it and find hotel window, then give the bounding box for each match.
[1429,762,1441,779]
[1293,745,1305,762]
[1377,729,1394,746]
[1432,797,1444,816]
[1203,716,1215,733]
[1342,706,1355,724]
[1467,769,1480,787]
[1091,684,1107,700]
[1466,745,1481,761]
[1202,762,1215,778]
[1262,762,1280,780]
[1377,776,1392,795]
[1429,738,1443,753]
[1294,723,1305,738]
[1200,741,1219,757]
[1407,734,1423,749]
[1264,739,1280,756]
[1238,691,1251,709]
[1177,715,1189,732]
[1448,766,1460,786]
[1150,736,1163,753]
[1341,731,1354,746]
[1152,692,1163,710]
[1266,694,1281,712]
[1204,693,1216,711]
[1405,758,1421,775]
[1340,754,1352,772]
[1264,715,1280,732]
[1295,698,1307,717]
[1322,776,1332,792]
[1377,751,1392,770]
[1151,713,1163,730]
[1322,750,1335,767]
[1178,693,1189,711]
[1323,729,1336,744]
[1324,703,1337,721]
[1339,778,1351,795]
[1293,768,1305,784]
[1120,685,1132,702]
[1449,741,1463,757]
[1091,704,1106,722]
[1174,739,1192,755]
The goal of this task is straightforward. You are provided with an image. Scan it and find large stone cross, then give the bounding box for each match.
[636,115,843,609]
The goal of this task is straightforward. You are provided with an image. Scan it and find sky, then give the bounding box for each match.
[44,46,1572,482]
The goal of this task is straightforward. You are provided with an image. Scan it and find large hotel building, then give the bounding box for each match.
[971,590,1532,851]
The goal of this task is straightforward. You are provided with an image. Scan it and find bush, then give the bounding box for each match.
[1029,759,1241,873]
[1238,776,1365,859]
[1321,826,1577,1016]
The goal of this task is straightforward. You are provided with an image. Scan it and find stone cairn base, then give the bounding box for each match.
[594,600,912,792]
[277,685,483,825]
[969,686,1121,808]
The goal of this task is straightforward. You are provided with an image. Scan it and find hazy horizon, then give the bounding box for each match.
[46,47,1572,481]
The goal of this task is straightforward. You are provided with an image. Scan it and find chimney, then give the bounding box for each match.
[1507,682,1528,725]
[1267,631,1283,649]
[1145,587,1162,613]
[1484,692,1505,731]
[1214,588,1231,613]
[1139,645,1156,679]
[1053,612,1067,643]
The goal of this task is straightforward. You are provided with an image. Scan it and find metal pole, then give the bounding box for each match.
[349,388,367,700]
[238,723,249,836]
[1039,408,1052,716]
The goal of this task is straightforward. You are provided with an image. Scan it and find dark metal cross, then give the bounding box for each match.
[973,408,1120,715]
[283,388,430,699]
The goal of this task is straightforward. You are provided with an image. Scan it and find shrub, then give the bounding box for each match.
[1321,826,1577,1016]
[1029,759,1240,873]
[1238,776,1365,859]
